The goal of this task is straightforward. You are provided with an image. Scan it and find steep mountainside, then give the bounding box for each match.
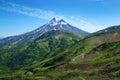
[0,17,89,45]
[0,30,81,69]
[0,25,120,80]
[29,28,120,80]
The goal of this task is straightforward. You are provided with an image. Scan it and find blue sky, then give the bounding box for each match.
[0,0,120,37]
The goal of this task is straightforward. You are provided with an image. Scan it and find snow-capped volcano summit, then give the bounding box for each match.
[48,17,67,26]
[0,17,89,45]
[49,17,62,22]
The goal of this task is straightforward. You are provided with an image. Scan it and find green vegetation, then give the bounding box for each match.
[0,30,81,67]
[0,30,120,80]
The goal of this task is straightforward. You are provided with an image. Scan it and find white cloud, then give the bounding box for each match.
[0,0,60,20]
[0,0,104,33]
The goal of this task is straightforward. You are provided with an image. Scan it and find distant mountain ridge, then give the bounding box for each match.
[97,25,120,33]
[0,17,89,45]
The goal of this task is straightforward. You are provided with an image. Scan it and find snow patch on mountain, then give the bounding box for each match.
[48,17,67,26]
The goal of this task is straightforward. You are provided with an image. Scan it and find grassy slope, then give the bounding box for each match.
[0,30,81,79]
[28,31,120,80]
[0,31,120,80]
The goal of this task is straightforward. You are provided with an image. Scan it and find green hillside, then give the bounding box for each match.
[0,29,120,80]
[0,30,81,78]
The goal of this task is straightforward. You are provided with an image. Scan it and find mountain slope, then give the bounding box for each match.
[0,25,120,80]
[0,17,89,45]
[97,25,120,33]
[0,30,81,69]
[34,28,120,68]
[22,27,120,80]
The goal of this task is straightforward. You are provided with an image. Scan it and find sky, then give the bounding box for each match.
[0,0,120,37]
